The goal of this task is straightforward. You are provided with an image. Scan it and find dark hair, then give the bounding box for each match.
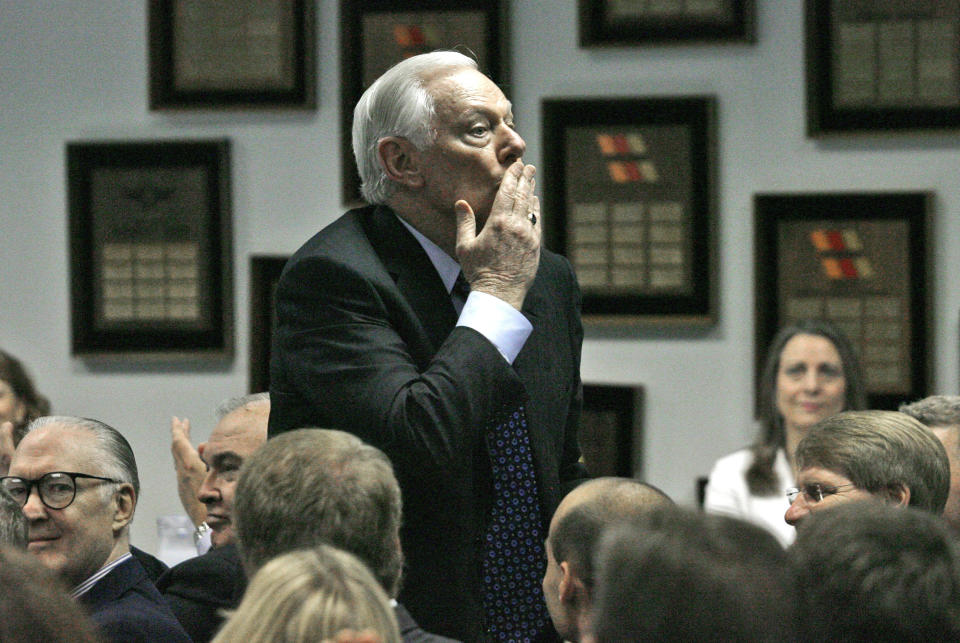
[747,320,867,495]
[590,507,797,642]
[0,349,50,444]
[790,502,960,641]
[794,410,950,514]
[235,428,404,597]
[0,546,103,642]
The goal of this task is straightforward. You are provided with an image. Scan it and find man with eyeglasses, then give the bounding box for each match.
[784,410,950,529]
[1,416,190,642]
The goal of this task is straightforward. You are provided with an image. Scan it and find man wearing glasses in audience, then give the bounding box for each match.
[1,416,190,643]
[784,410,949,529]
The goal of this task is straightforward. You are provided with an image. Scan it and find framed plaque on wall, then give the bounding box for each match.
[542,96,717,326]
[579,384,645,478]
[249,255,289,393]
[579,0,755,46]
[806,0,960,134]
[67,139,233,358]
[148,0,316,109]
[339,0,509,204]
[754,192,931,409]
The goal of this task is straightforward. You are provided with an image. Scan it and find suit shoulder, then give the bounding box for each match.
[286,206,374,264]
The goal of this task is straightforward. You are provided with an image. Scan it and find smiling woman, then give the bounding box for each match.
[703,320,867,546]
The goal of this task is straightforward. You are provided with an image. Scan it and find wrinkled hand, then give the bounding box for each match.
[0,421,13,477]
[171,417,207,526]
[455,160,541,310]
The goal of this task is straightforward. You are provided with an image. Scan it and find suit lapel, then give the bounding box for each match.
[362,206,458,352]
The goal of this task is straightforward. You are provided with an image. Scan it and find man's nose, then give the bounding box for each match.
[197,472,219,504]
[784,495,808,526]
[499,126,526,165]
[22,485,47,519]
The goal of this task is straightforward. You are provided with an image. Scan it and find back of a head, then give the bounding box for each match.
[589,507,797,643]
[794,410,950,513]
[790,502,960,641]
[899,395,960,429]
[212,544,402,643]
[0,546,102,643]
[552,478,673,591]
[235,428,403,595]
[0,486,27,548]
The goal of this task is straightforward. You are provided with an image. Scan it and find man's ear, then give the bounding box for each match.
[884,483,911,507]
[558,561,589,608]
[377,136,424,189]
[112,483,136,533]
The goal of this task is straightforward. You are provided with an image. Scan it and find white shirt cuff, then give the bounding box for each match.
[456,290,532,364]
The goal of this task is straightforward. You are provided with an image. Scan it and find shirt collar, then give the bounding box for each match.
[71,551,132,599]
[395,214,461,294]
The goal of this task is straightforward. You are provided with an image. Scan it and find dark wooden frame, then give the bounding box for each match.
[754,192,931,410]
[249,255,290,393]
[578,0,755,46]
[148,0,316,109]
[339,0,509,205]
[806,0,960,135]
[542,96,717,325]
[580,384,645,478]
[67,139,233,358]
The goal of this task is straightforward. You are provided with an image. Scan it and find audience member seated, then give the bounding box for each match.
[899,395,960,532]
[543,477,673,642]
[213,545,402,643]
[790,502,960,641]
[705,320,866,546]
[0,486,27,547]
[235,428,458,643]
[157,392,269,642]
[584,506,797,642]
[0,546,103,643]
[1,416,190,642]
[784,410,949,529]
[0,348,51,474]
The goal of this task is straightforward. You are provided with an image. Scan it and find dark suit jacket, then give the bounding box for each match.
[78,555,191,643]
[156,543,247,643]
[269,205,586,641]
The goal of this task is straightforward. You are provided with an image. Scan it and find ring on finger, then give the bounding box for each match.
[527,211,537,226]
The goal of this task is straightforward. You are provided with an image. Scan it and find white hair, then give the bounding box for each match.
[352,50,479,205]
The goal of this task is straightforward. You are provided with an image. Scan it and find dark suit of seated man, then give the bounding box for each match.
[235,428,459,643]
[156,393,269,642]
[1,416,190,643]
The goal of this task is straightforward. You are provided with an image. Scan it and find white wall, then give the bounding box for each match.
[2,1,958,554]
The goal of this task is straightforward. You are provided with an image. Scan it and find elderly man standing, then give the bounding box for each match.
[157,392,270,642]
[235,428,457,643]
[268,51,586,641]
[899,395,960,532]
[1,416,190,642]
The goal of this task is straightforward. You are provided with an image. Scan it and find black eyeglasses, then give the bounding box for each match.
[0,472,122,510]
[786,482,857,504]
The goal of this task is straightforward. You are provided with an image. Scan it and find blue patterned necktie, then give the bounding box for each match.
[481,404,550,641]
